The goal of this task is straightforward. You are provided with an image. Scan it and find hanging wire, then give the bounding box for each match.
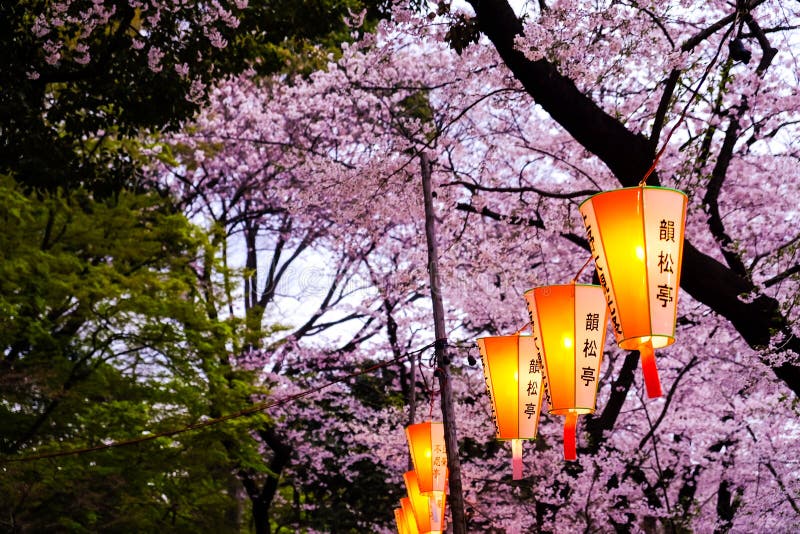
[414,341,448,424]
[639,19,735,187]
[513,322,531,335]
[429,374,439,419]
[3,341,437,465]
[571,254,594,283]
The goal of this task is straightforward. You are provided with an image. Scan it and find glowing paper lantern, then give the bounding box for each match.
[524,284,609,460]
[399,498,420,534]
[579,186,687,398]
[476,334,544,479]
[404,471,446,534]
[405,422,447,493]
[394,507,408,534]
[395,502,419,534]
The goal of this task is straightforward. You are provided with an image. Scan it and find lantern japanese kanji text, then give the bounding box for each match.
[404,470,446,534]
[476,334,544,479]
[405,422,447,493]
[579,186,687,398]
[524,284,609,460]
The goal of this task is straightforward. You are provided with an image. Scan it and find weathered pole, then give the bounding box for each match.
[420,152,467,533]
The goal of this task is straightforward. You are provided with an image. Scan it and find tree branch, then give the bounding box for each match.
[465,0,800,396]
[445,179,596,199]
[764,264,800,288]
[466,0,655,187]
[638,355,699,449]
[455,202,544,228]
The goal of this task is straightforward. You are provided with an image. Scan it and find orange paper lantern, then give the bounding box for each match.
[476,334,544,479]
[394,506,414,534]
[399,497,421,534]
[524,284,609,460]
[579,186,687,398]
[405,422,447,493]
[404,470,446,534]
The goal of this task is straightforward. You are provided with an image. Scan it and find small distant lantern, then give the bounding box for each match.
[399,498,420,534]
[404,470,446,534]
[394,507,409,534]
[579,186,687,398]
[524,284,609,460]
[476,334,544,479]
[405,422,447,493]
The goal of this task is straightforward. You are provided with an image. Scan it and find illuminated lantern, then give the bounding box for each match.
[404,470,446,534]
[395,497,419,534]
[476,334,544,479]
[395,501,419,534]
[524,284,609,460]
[405,422,447,493]
[394,507,408,534]
[579,186,687,398]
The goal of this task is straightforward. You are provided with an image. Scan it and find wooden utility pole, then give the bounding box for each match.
[420,152,467,534]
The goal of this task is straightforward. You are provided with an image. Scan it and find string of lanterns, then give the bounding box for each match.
[394,184,687,533]
[394,422,449,534]
[480,184,687,467]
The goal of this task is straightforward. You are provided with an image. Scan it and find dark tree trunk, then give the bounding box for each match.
[466,0,800,399]
[240,426,292,534]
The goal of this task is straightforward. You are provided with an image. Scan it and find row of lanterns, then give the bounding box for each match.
[394,422,448,534]
[479,185,687,472]
[393,185,687,530]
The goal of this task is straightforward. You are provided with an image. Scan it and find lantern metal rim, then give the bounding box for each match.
[550,408,594,417]
[618,335,675,351]
[523,282,602,295]
[407,420,444,425]
[475,333,528,342]
[578,184,688,209]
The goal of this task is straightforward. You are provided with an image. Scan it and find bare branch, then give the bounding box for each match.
[455,202,544,228]
[638,355,700,449]
[765,264,800,288]
[443,179,597,199]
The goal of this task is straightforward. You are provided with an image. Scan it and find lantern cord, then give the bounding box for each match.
[513,322,531,335]
[430,384,436,419]
[2,341,437,465]
[571,254,594,283]
[563,412,579,461]
[639,22,732,187]
[429,367,445,419]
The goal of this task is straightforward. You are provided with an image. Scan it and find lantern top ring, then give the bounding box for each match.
[475,333,527,342]
[579,185,687,209]
[523,282,600,295]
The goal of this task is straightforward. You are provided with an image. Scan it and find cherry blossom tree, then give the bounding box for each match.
[8,0,797,531]
[0,0,389,192]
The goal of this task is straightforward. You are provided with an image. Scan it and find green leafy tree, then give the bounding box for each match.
[0,0,390,194]
[0,176,268,532]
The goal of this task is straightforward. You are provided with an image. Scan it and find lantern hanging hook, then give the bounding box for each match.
[513,322,531,335]
[571,254,594,284]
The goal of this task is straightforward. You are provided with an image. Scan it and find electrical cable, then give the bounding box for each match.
[2,341,437,465]
[639,20,734,186]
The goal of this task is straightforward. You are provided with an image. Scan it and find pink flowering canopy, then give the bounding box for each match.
[152,0,798,531]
